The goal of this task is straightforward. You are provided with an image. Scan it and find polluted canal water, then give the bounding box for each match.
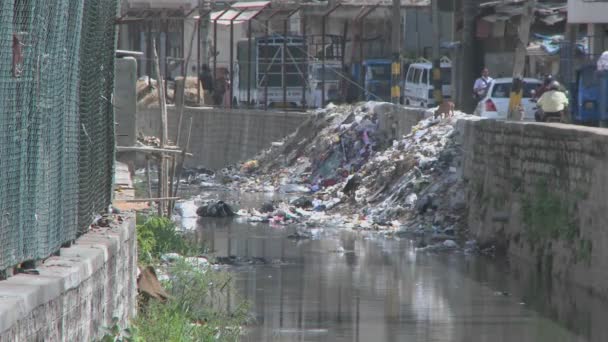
[177,191,605,342]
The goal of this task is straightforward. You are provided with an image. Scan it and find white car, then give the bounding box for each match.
[474,77,542,120]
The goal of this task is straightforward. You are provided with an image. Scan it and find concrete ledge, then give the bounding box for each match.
[0,214,137,341]
[181,106,311,119]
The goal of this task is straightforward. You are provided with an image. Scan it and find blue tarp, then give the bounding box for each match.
[533,34,589,55]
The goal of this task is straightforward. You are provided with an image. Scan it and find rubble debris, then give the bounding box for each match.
[212,102,469,249]
[138,266,169,302]
[241,160,259,174]
[137,132,161,147]
[137,76,203,108]
[291,197,313,209]
[196,201,235,217]
[259,201,276,213]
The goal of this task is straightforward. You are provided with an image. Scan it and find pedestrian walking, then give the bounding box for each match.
[473,67,493,102]
[198,64,214,105]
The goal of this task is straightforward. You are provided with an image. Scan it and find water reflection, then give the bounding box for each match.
[191,221,596,341]
[186,192,603,342]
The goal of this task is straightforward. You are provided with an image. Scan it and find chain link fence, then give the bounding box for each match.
[0,0,118,271]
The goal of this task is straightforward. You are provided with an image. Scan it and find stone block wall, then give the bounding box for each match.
[458,118,608,297]
[0,214,137,341]
[137,106,310,169]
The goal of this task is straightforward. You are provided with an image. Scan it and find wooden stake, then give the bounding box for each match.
[145,157,153,207]
[153,39,169,216]
[116,145,192,156]
[156,158,163,216]
[169,20,199,215]
[115,197,180,203]
[172,116,194,204]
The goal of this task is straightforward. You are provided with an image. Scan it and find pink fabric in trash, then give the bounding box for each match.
[362,131,370,145]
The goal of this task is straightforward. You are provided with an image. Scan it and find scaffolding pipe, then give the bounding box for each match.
[230,9,246,109]
[197,17,201,103]
[245,6,269,107]
[196,8,214,105]
[357,5,379,101]
[213,8,231,104]
[321,3,342,107]
[282,8,301,109]
[260,9,283,109]
[301,15,307,108]
[247,20,253,107]
[282,19,287,107]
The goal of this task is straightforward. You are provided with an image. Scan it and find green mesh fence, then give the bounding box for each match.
[78,0,118,234]
[0,0,117,271]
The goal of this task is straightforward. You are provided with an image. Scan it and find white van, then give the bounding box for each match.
[403,57,452,107]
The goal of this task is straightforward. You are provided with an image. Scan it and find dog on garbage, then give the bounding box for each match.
[434,99,455,119]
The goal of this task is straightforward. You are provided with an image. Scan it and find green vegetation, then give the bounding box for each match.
[521,181,578,245]
[133,179,148,198]
[99,318,140,342]
[136,215,199,265]
[521,181,595,270]
[134,260,249,342]
[99,214,250,341]
[576,239,593,265]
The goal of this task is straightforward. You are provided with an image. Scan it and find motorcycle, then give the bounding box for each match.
[533,106,568,123]
[531,89,570,123]
[531,96,568,123]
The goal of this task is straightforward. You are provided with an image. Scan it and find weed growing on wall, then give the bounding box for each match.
[521,181,578,245]
[577,239,593,265]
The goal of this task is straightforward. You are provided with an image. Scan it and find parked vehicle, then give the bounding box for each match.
[474,78,542,120]
[402,57,452,107]
[307,61,342,108]
[571,65,604,125]
[234,40,258,106]
[363,59,391,101]
[234,35,308,108]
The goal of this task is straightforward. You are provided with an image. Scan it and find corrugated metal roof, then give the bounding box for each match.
[337,0,429,6]
[211,1,271,24]
[479,0,567,25]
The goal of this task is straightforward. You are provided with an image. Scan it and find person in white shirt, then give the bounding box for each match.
[473,67,493,101]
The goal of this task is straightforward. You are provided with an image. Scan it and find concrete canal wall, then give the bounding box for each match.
[0,214,137,341]
[135,103,425,170]
[137,107,310,170]
[458,118,608,297]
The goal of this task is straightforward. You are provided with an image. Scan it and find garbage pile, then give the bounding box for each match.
[137,76,204,109]
[225,102,469,242]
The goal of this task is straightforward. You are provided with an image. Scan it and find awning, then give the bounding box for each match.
[211,1,271,25]
[479,1,567,26]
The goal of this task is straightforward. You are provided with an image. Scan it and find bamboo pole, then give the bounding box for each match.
[172,116,194,205]
[145,157,153,207]
[153,39,168,216]
[115,197,181,203]
[116,146,192,156]
[169,18,199,215]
